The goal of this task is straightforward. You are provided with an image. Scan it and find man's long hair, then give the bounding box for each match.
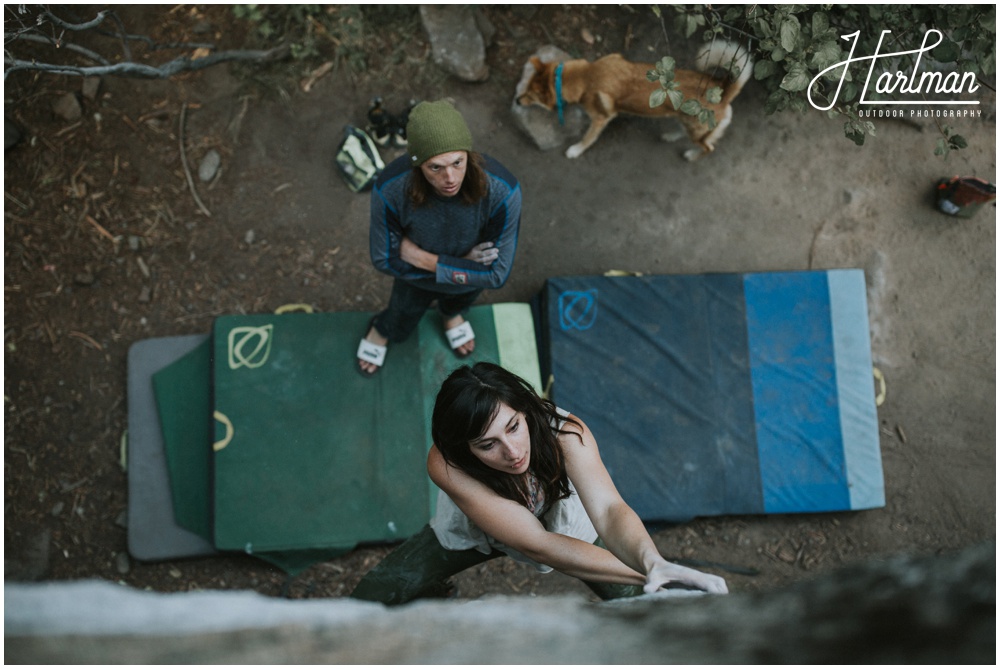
[408,151,489,206]
[432,362,575,514]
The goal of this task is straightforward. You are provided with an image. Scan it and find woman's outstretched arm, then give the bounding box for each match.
[427,445,646,586]
[559,416,728,594]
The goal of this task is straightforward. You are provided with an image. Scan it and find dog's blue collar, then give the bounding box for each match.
[555,62,565,126]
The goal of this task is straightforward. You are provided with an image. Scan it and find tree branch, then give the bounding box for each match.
[106,10,132,62]
[6,6,291,82]
[11,33,111,66]
[42,9,111,32]
[4,45,290,81]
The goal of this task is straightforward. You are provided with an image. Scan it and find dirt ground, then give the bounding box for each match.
[4,6,996,603]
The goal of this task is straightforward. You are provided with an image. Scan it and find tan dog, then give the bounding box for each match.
[517,42,752,160]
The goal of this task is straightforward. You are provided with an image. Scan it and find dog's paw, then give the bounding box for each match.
[565,144,586,159]
[683,148,705,162]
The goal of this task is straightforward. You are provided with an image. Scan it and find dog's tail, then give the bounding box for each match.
[694,40,753,106]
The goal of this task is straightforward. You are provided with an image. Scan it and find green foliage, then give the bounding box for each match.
[649,4,996,154]
[231,4,419,71]
[233,5,324,51]
[647,55,719,129]
[934,126,969,157]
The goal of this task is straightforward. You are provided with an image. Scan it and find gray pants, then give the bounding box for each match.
[350,524,644,605]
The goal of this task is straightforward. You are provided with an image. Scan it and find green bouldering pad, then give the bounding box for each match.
[144,304,541,568]
[207,304,541,555]
[139,304,541,572]
[152,338,213,540]
[212,311,427,553]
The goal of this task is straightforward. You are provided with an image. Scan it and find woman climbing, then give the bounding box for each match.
[350,362,728,604]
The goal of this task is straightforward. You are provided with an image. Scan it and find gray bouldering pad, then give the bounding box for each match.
[126,335,217,561]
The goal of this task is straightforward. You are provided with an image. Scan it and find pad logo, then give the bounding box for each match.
[452,271,469,285]
[558,290,598,331]
[228,324,274,369]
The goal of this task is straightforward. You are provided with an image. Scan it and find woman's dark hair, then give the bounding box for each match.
[408,151,489,206]
[432,362,576,512]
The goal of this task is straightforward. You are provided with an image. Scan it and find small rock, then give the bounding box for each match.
[51,501,65,517]
[198,149,221,182]
[244,229,255,245]
[115,510,128,529]
[53,93,83,122]
[777,545,798,563]
[115,552,131,575]
[81,77,101,101]
[138,286,152,303]
[128,235,142,252]
[73,271,95,286]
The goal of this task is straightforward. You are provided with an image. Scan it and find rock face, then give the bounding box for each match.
[5,543,994,664]
[419,5,489,82]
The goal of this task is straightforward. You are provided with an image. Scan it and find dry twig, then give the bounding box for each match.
[84,215,116,244]
[178,104,212,217]
[69,331,104,351]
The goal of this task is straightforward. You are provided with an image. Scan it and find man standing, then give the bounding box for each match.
[358,100,522,375]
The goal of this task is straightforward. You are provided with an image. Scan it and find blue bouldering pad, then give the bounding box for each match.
[539,270,884,523]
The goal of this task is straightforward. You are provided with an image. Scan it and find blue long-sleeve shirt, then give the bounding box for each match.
[369,153,521,294]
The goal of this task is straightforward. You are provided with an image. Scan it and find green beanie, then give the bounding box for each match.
[406,100,473,166]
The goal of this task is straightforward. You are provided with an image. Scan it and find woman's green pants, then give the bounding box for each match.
[350,524,643,605]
